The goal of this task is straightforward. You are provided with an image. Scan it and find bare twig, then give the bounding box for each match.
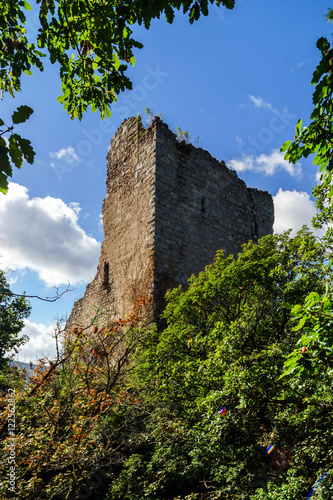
[2,283,74,302]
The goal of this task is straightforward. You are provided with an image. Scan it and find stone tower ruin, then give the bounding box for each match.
[66,116,274,329]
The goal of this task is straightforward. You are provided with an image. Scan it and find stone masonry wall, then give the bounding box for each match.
[66,117,274,330]
[153,119,274,315]
[66,117,156,329]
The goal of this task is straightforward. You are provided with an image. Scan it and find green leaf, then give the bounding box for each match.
[164,4,175,23]
[189,2,200,23]
[0,171,9,194]
[12,105,34,125]
[0,144,12,176]
[9,135,23,169]
[316,37,330,53]
[280,140,292,153]
[113,52,121,71]
[200,0,209,16]
[295,118,302,137]
[14,134,35,164]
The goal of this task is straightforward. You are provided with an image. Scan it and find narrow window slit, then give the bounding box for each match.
[201,196,206,213]
[103,262,109,288]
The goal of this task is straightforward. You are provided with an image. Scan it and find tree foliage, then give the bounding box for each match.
[0,298,150,499]
[0,105,35,194]
[1,233,332,499]
[0,270,30,374]
[281,34,333,228]
[280,289,333,383]
[0,0,235,193]
[280,11,333,386]
[104,231,332,499]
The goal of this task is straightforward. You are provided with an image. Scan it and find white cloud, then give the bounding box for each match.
[50,146,80,163]
[273,188,320,236]
[0,183,100,286]
[229,155,254,172]
[248,95,273,110]
[12,319,58,363]
[229,150,302,177]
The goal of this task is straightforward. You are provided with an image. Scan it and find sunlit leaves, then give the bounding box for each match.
[1,0,236,190]
[3,0,237,122]
[0,0,44,96]
[279,15,333,387]
[281,290,333,382]
[110,231,332,499]
[281,34,333,227]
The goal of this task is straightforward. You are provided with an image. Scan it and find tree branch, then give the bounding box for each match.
[2,283,74,302]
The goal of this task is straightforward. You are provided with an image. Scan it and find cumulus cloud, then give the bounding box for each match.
[50,146,80,163]
[229,150,302,177]
[0,183,100,286]
[13,319,58,363]
[248,95,273,110]
[273,189,320,236]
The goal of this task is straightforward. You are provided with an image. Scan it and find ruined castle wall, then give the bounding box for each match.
[66,117,156,329]
[66,117,274,330]
[153,120,274,314]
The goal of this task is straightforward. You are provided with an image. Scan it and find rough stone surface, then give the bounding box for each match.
[66,117,274,329]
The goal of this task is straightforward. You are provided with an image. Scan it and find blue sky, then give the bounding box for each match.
[1,0,331,362]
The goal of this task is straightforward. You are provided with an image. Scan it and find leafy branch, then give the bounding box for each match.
[0,105,35,193]
[1,0,235,194]
[280,36,333,228]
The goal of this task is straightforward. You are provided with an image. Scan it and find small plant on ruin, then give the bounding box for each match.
[144,107,162,127]
[194,133,202,147]
[176,125,190,144]
[176,126,202,147]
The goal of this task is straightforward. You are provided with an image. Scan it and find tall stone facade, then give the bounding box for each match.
[66,116,274,330]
